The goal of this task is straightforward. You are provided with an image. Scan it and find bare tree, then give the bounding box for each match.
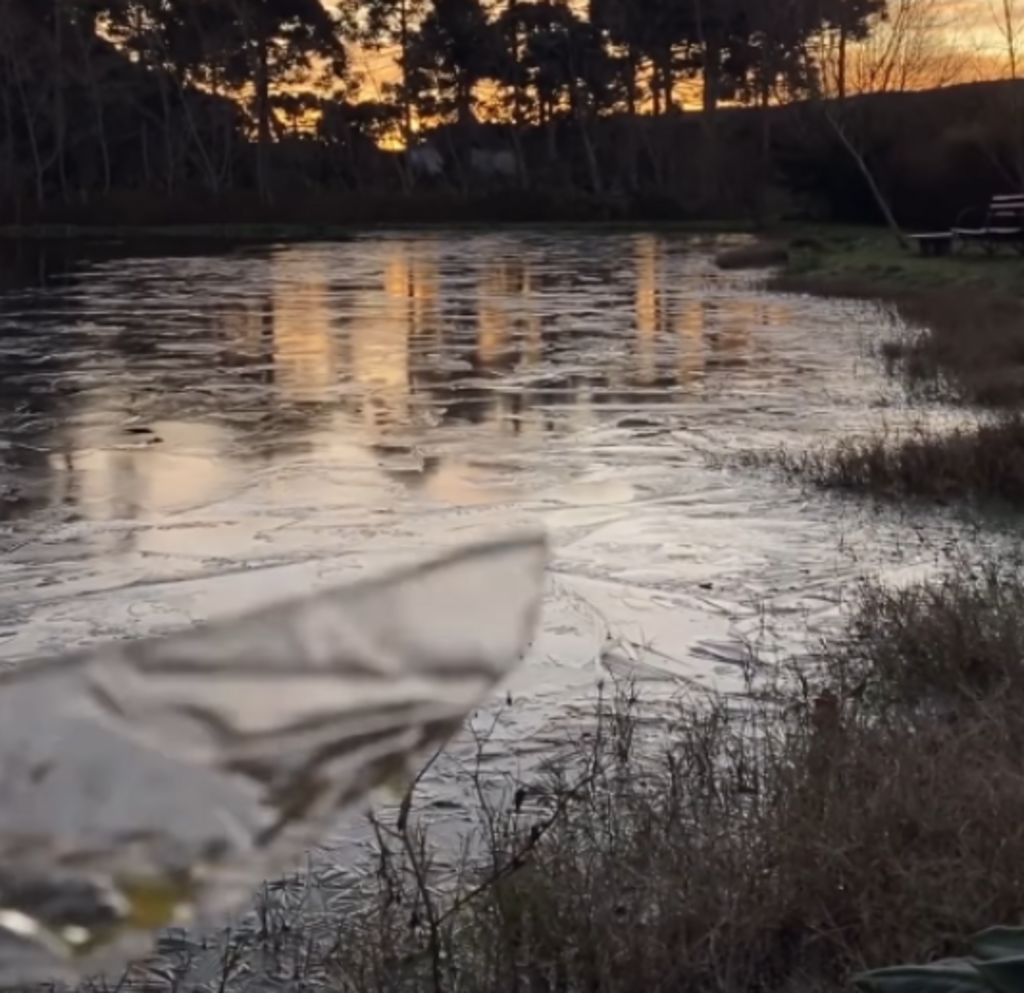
[809,0,971,244]
[846,0,972,94]
[992,0,1024,79]
[72,14,114,195]
[0,10,49,204]
[986,0,1024,185]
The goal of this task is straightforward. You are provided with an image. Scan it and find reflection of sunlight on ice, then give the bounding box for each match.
[634,238,661,385]
[346,251,419,431]
[419,461,518,506]
[65,421,238,520]
[270,253,339,404]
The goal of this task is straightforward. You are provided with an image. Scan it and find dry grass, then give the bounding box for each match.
[757,264,1024,512]
[771,250,1024,409]
[880,294,1024,408]
[80,555,1024,993]
[745,416,1024,509]
[825,555,1024,714]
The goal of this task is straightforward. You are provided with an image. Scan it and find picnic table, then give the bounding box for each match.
[907,231,953,256]
[909,193,1024,256]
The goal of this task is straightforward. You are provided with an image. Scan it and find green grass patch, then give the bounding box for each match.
[769,226,1024,296]
[762,227,1024,409]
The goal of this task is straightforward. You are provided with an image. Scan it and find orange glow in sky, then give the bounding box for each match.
[336,0,1024,112]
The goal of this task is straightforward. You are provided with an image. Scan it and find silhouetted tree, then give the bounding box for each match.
[0,0,970,223]
[405,0,501,124]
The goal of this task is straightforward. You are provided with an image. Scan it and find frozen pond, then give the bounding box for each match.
[0,231,953,709]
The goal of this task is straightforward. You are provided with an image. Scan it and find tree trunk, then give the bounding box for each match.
[399,0,413,146]
[11,59,45,204]
[456,78,473,125]
[625,47,638,116]
[0,65,16,205]
[507,4,524,127]
[75,18,112,194]
[255,35,272,202]
[142,121,152,187]
[700,32,722,203]
[574,88,602,194]
[826,110,907,248]
[156,71,176,194]
[657,48,674,113]
[754,81,771,224]
[52,0,69,203]
[702,32,721,115]
[837,20,848,102]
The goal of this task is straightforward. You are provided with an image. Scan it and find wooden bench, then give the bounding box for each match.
[952,193,1024,254]
[907,231,954,257]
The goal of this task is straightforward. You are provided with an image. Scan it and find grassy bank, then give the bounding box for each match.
[748,227,1024,510]
[768,226,1024,297]
[746,417,1024,509]
[876,293,1024,407]
[97,553,1024,993]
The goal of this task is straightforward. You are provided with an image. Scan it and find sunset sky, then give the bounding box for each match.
[945,0,1023,54]
[341,0,1024,100]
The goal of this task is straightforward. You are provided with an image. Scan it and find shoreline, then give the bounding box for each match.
[764,226,1024,297]
[744,226,1024,510]
[0,218,756,242]
[7,219,1021,294]
[0,188,759,241]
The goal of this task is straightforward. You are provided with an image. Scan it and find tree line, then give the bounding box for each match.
[0,0,990,219]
